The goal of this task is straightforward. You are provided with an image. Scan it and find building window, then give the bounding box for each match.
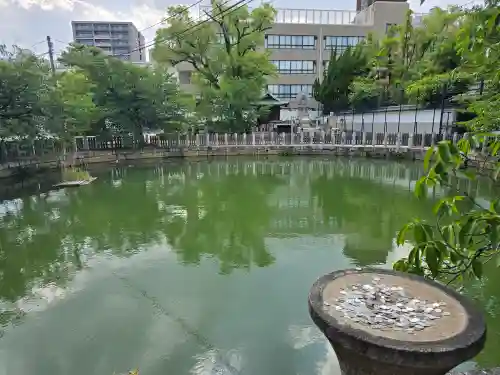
[271,60,316,74]
[267,84,313,100]
[323,36,365,51]
[265,35,316,49]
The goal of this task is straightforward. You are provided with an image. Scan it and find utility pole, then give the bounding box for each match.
[46,35,55,75]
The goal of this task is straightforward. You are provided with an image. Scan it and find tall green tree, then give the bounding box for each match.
[59,45,191,141]
[313,45,370,114]
[44,71,98,145]
[0,45,51,141]
[152,0,276,132]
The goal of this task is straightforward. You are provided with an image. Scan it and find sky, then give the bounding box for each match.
[0,0,483,60]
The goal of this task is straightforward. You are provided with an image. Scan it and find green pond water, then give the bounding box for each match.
[0,158,499,375]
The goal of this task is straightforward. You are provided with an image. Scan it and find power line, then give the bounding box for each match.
[116,0,253,58]
[40,0,209,58]
[137,0,206,33]
[30,40,46,49]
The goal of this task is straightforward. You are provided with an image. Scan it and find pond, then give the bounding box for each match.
[0,157,499,375]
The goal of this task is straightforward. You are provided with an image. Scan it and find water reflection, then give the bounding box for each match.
[0,158,498,375]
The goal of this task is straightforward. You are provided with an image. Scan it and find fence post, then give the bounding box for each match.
[234,133,238,146]
[482,136,488,154]
[252,132,256,146]
[215,133,219,147]
[383,132,388,148]
[396,133,401,152]
[341,132,346,146]
[362,132,367,146]
[372,132,376,147]
[224,133,228,146]
[431,133,436,147]
[452,132,458,146]
[352,131,357,146]
[310,132,314,147]
[409,133,414,148]
[206,133,209,148]
[421,132,426,150]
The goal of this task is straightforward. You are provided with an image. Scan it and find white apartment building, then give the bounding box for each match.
[71,21,146,63]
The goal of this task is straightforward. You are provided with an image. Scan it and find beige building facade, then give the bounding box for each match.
[174,0,417,111]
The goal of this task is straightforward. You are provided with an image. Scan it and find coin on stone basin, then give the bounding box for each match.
[323,277,451,334]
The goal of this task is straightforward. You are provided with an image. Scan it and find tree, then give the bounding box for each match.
[0,45,51,141]
[313,46,370,114]
[394,0,500,283]
[59,45,191,142]
[152,0,276,132]
[340,8,472,110]
[44,71,98,146]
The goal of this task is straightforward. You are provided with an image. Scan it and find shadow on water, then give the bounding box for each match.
[0,157,499,374]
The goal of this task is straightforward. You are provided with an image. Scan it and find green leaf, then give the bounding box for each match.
[442,225,456,247]
[471,258,483,279]
[488,224,500,248]
[413,224,428,245]
[450,250,461,264]
[449,142,460,156]
[393,259,409,272]
[459,218,474,247]
[425,245,439,277]
[434,240,450,258]
[434,161,447,178]
[490,198,500,213]
[396,222,413,246]
[414,178,427,199]
[438,141,452,164]
[458,137,471,155]
[491,140,500,156]
[423,146,434,172]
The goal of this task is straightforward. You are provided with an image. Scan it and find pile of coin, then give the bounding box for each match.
[324,277,450,333]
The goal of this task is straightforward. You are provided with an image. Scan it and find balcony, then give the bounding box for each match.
[94,39,112,46]
[75,32,93,38]
[111,26,129,32]
[74,25,94,31]
[111,32,129,40]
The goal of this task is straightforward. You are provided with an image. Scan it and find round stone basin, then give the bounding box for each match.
[308,268,486,375]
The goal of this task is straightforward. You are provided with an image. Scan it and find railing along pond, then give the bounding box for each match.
[0,131,490,167]
[120,131,468,152]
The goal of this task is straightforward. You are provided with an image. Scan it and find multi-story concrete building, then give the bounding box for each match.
[71,21,146,63]
[173,0,415,113]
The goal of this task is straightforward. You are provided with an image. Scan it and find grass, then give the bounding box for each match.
[61,168,92,182]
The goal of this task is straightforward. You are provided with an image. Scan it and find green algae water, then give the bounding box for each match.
[0,158,499,375]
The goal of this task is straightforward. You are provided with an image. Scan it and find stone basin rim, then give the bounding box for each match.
[308,268,486,355]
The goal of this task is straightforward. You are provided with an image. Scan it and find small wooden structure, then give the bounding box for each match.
[255,92,289,126]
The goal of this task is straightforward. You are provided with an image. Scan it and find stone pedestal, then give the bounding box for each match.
[308,269,486,375]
